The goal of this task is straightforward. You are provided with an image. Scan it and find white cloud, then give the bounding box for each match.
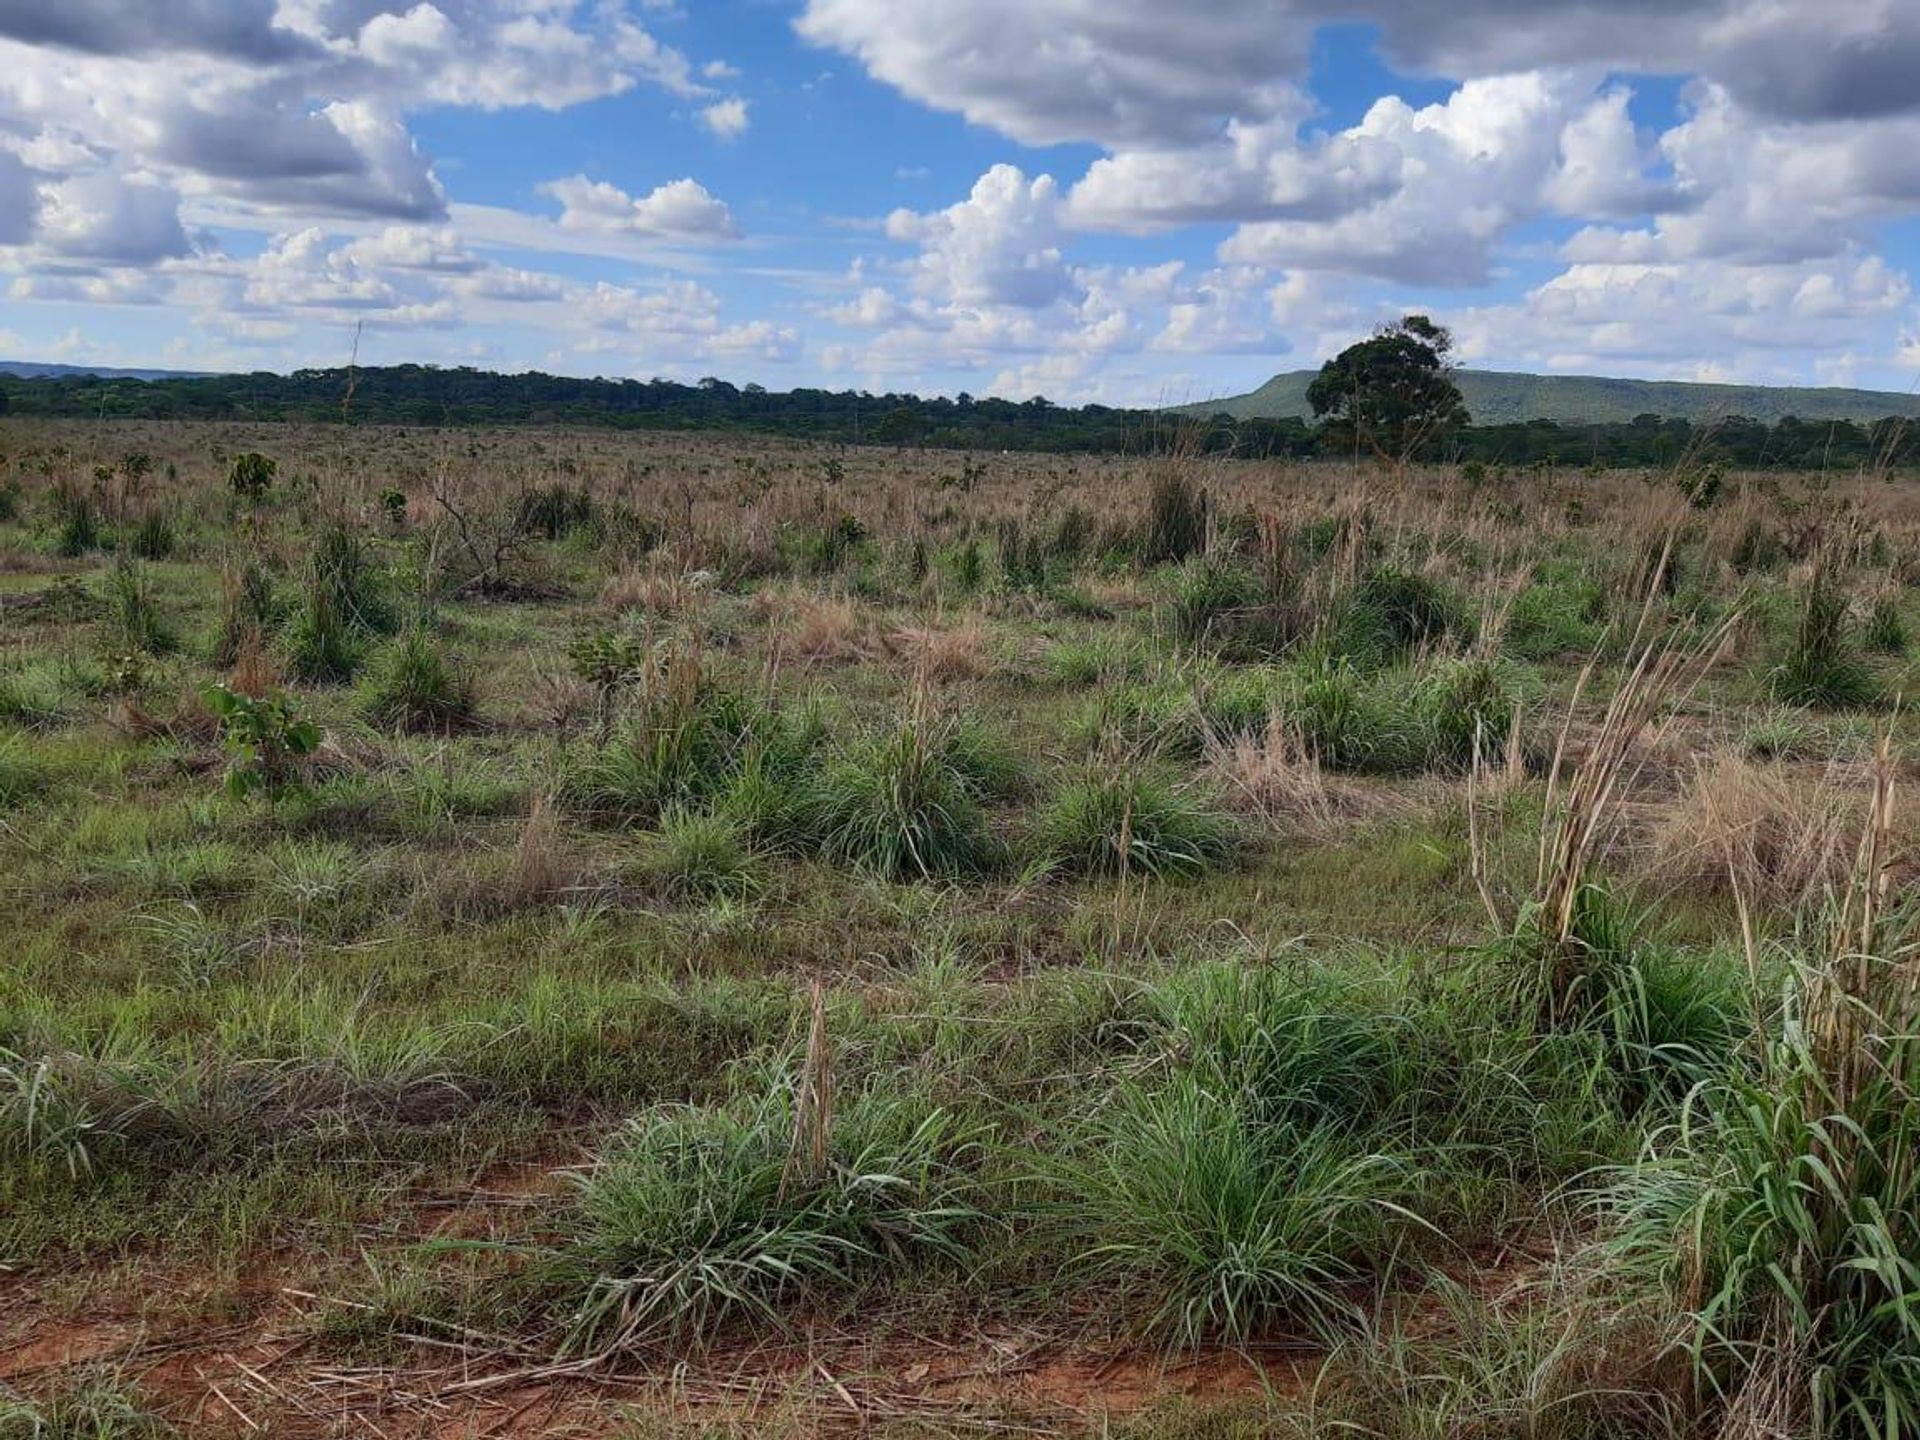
[698,97,750,141]
[541,175,740,241]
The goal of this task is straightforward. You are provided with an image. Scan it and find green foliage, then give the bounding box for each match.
[1417,654,1523,770]
[1599,951,1920,1437]
[101,558,175,656]
[213,560,278,667]
[815,717,1002,880]
[566,1074,983,1346]
[1277,653,1419,774]
[514,482,595,539]
[359,626,476,732]
[1038,770,1234,881]
[646,807,759,901]
[1139,468,1209,566]
[226,451,276,504]
[287,525,394,682]
[1307,315,1469,460]
[202,683,322,798]
[1338,565,1463,663]
[124,509,174,560]
[49,487,101,556]
[1772,566,1877,710]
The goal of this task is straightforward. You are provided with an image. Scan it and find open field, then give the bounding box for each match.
[3,418,1920,1437]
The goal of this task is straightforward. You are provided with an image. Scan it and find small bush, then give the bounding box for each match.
[360,626,477,732]
[1038,769,1234,880]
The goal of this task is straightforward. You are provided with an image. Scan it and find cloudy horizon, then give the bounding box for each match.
[2,0,1918,406]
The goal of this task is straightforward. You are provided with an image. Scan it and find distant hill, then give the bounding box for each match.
[0,360,214,382]
[1179,369,1920,426]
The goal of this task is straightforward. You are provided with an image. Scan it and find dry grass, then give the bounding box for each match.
[752,585,872,665]
[1646,752,1865,911]
[1205,715,1399,835]
[879,615,990,682]
[505,792,575,906]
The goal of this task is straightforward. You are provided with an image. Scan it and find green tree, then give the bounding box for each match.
[1307,315,1469,463]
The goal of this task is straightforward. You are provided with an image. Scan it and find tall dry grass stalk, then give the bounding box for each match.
[782,978,833,1196]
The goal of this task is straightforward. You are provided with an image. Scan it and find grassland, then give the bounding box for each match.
[2,417,1919,1437]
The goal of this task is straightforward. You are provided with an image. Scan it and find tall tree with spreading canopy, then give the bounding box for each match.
[1308,315,1469,464]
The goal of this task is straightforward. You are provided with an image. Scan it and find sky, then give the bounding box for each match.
[1,1,1919,407]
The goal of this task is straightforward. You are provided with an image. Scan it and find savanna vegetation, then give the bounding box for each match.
[2,412,1920,1436]
[3,361,1917,472]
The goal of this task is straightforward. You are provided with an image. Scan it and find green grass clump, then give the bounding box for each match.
[0,1373,174,1438]
[286,525,396,682]
[815,718,1001,880]
[0,739,47,808]
[1597,942,1920,1436]
[565,1073,984,1347]
[564,687,765,825]
[1337,566,1462,664]
[101,559,176,655]
[359,626,477,732]
[646,807,759,901]
[1771,566,1877,710]
[0,657,103,730]
[1038,770,1234,881]
[1417,654,1524,769]
[1276,653,1417,774]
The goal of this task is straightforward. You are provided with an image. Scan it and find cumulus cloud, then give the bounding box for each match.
[35,170,194,264]
[699,98,751,140]
[0,0,313,62]
[541,175,740,241]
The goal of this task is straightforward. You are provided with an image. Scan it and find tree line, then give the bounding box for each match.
[0,359,1912,471]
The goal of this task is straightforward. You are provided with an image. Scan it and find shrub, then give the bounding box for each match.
[227,452,277,504]
[1037,769,1234,880]
[360,626,476,732]
[566,1075,983,1347]
[202,683,322,798]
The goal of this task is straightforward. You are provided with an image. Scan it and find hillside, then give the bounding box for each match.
[0,360,213,382]
[1181,368,1920,426]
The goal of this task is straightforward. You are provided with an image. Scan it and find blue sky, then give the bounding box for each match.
[1,0,1917,405]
